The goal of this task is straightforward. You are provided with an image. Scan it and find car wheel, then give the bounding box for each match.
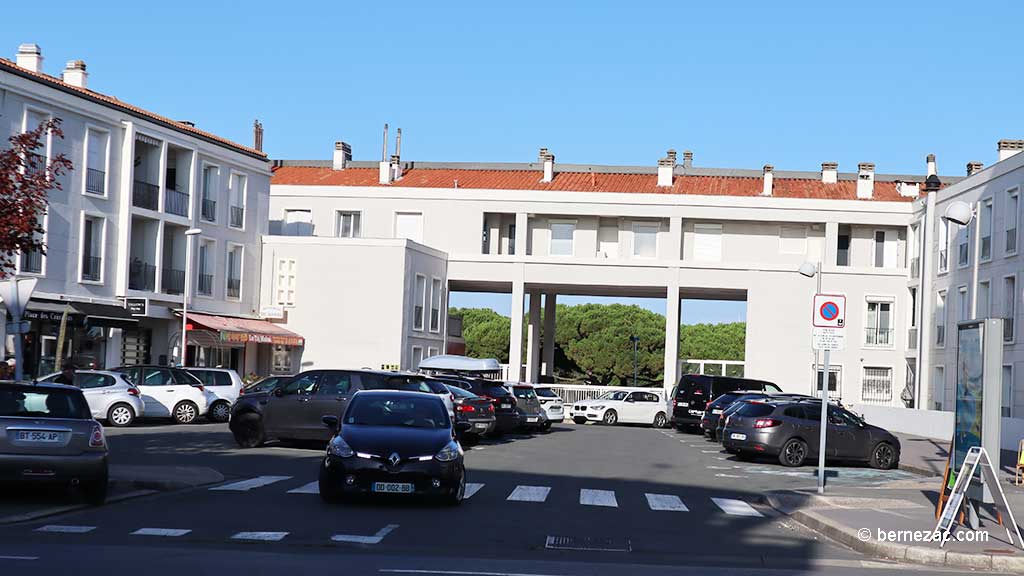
[172,401,199,424]
[869,442,898,470]
[572,417,587,425]
[541,421,552,432]
[779,438,808,467]
[653,412,667,428]
[81,475,108,506]
[208,401,231,423]
[106,403,135,427]
[232,414,265,448]
[318,460,342,503]
[602,410,618,425]
[446,472,465,506]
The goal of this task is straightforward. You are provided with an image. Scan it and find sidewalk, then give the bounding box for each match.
[896,432,1019,481]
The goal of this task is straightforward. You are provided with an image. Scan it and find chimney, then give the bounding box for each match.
[966,161,983,176]
[682,150,693,169]
[897,181,920,198]
[657,149,676,187]
[253,119,264,152]
[332,141,351,170]
[539,147,555,183]
[998,139,1024,162]
[761,164,774,196]
[390,128,403,180]
[856,162,875,199]
[379,123,391,184]
[16,43,43,73]
[821,162,838,184]
[61,60,87,88]
[926,153,937,177]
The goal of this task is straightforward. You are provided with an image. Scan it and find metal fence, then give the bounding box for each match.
[133,180,159,210]
[861,367,893,404]
[541,384,664,406]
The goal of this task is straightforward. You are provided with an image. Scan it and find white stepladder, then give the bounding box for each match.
[934,446,1023,549]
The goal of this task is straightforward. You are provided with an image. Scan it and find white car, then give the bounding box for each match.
[186,368,244,423]
[571,389,668,428]
[111,365,209,424]
[38,370,145,427]
[534,386,565,423]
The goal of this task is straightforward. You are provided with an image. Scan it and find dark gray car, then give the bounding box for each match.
[721,400,900,469]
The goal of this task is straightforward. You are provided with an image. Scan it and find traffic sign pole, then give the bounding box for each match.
[818,349,830,494]
[810,291,845,495]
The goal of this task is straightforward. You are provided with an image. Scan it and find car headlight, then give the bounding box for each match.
[327,436,354,458]
[435,441,462,462]
[591,405,605,410]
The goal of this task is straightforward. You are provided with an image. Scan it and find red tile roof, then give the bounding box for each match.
[271,166,916,202]
[0,58,266,159]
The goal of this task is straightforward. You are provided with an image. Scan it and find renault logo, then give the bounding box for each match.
[388,452,401,467]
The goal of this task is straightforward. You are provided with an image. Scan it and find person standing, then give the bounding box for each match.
[54,363,76,385]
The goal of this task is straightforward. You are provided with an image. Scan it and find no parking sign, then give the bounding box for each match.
[812,294,846,328]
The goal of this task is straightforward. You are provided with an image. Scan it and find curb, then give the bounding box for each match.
[898,463,943,477]
[763,493,1024,573]
[0,488,155,525]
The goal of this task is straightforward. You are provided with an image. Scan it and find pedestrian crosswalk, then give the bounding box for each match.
[207,476,764,517]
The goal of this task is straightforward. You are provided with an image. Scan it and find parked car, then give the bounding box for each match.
[434,376,523,435]
[671,374,781,430]
[185,368,244,423]
[533,386,565,424]
[444,384,496,442]
[241,375,292,396]
[0,381,109,504]
[721,399,901,469]
[572,389,668,427]
[391,375,455,419]
[701,391,811,440]
[38,370,144,427]
[318,390,469,505]
[502,383,549,431]
[110,365,209,424]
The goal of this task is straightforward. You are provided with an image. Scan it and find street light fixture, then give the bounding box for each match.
[942,200,975,227]
[181,228,202,367]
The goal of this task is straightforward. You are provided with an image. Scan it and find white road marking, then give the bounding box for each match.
[579,488,617,507]
[712,497,763,517]
[35,525,94,533]
[701,450,720,453]
[464,483,485,499]
[715,473,749,479]
[211,475,292,491]
[0,556,38,560]
[287,481,319,494]
[231,531,289,541]
[331,523,399,544]
[507,485,551,502]
[645,493,689,512]
[706,465,731,470]
[381,570,565,576]
[131,528,191,537]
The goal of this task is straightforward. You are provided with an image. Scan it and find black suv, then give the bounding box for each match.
[671,374,781,430]
[431,375,523,435]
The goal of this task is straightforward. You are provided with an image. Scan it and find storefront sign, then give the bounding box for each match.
[124,298,148,317]
[20,309,72,322]
[219,330,304,347]
[260,306,285,319]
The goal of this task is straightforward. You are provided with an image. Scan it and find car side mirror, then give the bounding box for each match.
[273,387,284,398]
[454,421,472,433]
[322,415,339,430]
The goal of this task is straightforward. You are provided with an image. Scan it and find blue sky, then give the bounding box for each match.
[4,1,1019,323]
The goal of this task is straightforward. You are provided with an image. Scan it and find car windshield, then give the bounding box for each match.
[0,386,91,419]
[388,376,445,394]
[446,385,477,399]
[512,387,537,400]
[598,391,629,401]
[712,393,741,406]
[345,395,449,429]
[535,387,560,398]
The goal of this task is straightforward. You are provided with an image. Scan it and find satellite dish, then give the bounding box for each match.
[942,201,974,226]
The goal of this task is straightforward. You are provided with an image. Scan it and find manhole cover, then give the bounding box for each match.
[545,535,631,552]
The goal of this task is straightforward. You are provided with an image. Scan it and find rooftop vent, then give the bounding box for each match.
[539,147,555,183]
[761,164,773,196]
[61,60,87,88]
[333,141,351,170]
[657,149,676,187]
[821,162,838,184]
[856,162,875,199]
[998,140,1024,162]
[16,43,42,73]
[966,161,983,176]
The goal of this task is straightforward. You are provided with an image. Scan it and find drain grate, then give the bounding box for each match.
[545,535,631,552]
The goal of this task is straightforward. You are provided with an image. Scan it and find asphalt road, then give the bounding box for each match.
[0,420,978,575]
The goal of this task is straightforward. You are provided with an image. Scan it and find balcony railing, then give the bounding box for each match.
[910,257,920,279]
[230,205,244,228]
[161,268,185,295]
[865,327,895,347]
[82,255,101,281]
[86,168,105,195]
[164,187,189,217]
[133,180,159,210]
[197,273,214,296]
[129,261,156,291]
[227,277,241,299]
[907,327,918,350]
[201,199,216,222]
[20,250,42,274]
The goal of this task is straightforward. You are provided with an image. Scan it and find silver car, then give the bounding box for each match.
[0,381,109,505]
[39,370,145,427]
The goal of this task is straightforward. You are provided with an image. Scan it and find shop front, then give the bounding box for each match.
[182,312,304,377]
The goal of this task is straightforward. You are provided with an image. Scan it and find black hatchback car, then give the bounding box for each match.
[319,390,469,505]
[721,400,900,469]
[671,374,781,430]
[435,376,523,435]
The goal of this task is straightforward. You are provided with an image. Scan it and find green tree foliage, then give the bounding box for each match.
[449,307,510,362]
[678,322,746,360]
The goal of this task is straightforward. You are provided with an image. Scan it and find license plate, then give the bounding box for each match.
[730,433,747,441]
[474,423,489,430]
[526,417,538,423]
[689,410,702,416]
[15,431,63,443]
[500,404,511,409]
[712,409,723,415]
[372,482,413,494]
[679,402,689,407]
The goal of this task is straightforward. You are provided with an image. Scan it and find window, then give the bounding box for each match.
[80,214,105,283]
[932,366,945,411]
[1002,365,1013,418]
[229,173,246,229]
[865,300,893,347]
[336,211,361,238]
[276,258,297,306]
[317,372,352,396]
[427,347,439,358]
[1005,276,1016,342]
[779,226,807,254]
[837,224,851,267]
[957,223,970,267]
[84,128,108,196]
[413,274,426,331]
[226,245,243,299]
[957,286,969,321]
[429,277,442,332]
[411,346,423,370]
[272,345,293,374]
[937,219,949,273]
[395,212,423,243]
[1007,189,1019,255]
[978,280,990,319]
[197,239,214,296]
[24,108,50,176]
[813,364,842,400]
[201,166,218,222]
[935,290,946,347]
[862,367,893,404]
[597,222,619,258]
[694,223,722,262]
[633,223,659,258]
[873,230,897,268]
[283,209,313,236]
[508,223,516,255]
[550,221,575,256]
[980,198,993,261]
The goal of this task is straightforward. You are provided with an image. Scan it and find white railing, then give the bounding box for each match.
[678,359,745,378]
[541,384,664,406]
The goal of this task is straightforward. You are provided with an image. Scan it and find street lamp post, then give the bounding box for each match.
[181,228,202,367]
[799,261,829,494]
[629,335,640,387]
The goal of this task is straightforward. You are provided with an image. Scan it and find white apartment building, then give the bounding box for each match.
[266,139,964,415]
[0,43,297,377]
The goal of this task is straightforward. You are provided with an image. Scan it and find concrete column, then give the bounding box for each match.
[664,281,681,394]
[508,279,525,381]
[542,293,557,377]
[526,291,542,382]
[824,221,839,267]
[668,216,683,261]
[515,213,528,256]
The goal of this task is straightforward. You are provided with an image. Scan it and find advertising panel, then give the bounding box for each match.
[954,322,984,473]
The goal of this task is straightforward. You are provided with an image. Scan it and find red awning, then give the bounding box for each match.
[185,312,305,347]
